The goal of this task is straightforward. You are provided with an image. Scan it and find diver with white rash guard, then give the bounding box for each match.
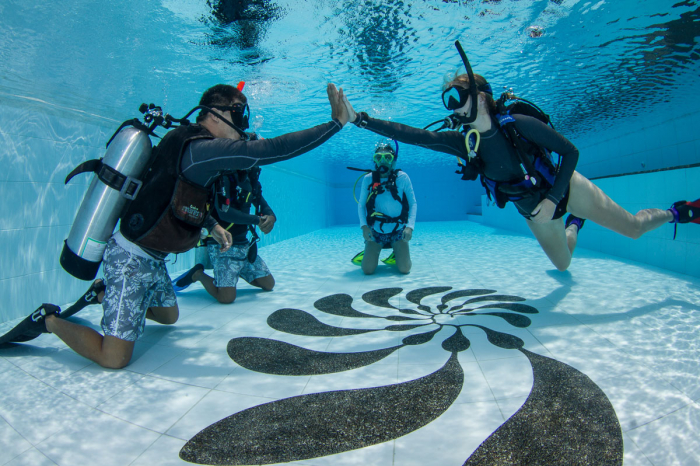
[356,141,417,274]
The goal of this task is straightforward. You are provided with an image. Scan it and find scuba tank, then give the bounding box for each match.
[60,98,253,281]
[60,126,153,280]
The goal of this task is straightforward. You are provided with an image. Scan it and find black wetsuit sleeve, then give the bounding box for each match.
[203,215,218,231]
[181,120,343,187]
[216,207,260,226]
[258,193,275,218]
[362,116,467,158]
[513,115,579,204]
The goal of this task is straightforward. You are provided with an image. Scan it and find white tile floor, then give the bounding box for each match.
[0,221,699,466]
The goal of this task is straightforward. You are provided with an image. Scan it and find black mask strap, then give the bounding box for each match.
[177,105,250,140]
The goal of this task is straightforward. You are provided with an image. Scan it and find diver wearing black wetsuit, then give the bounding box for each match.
[126,121,341,260]
[181,122,341,188]
[355,113,579,218]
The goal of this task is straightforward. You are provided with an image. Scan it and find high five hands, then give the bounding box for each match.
[342,91,357,123]
[328,83,361,127]
[327,83,350,126]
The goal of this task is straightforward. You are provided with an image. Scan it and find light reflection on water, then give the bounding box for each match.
[1,0,699,169]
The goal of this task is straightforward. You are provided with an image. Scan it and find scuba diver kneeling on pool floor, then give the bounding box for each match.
[352,140,417,275]
[173,166,276,304]
[5,83,350,369]
[336,41,700,272]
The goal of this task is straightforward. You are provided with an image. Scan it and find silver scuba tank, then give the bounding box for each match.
[60,127,152,280]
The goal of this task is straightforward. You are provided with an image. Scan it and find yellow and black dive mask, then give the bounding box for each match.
[373,141,398,174]
[373,151,395,165]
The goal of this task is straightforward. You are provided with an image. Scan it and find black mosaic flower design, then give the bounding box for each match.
[180,286,622,465]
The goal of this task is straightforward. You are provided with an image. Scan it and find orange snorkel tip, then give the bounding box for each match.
[237,81,245,91]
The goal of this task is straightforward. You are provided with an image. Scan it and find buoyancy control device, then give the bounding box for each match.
[346,166,409,232]
[61,98,251,281]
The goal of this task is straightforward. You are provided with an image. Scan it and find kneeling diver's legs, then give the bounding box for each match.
[46,317,135,369]
[566,171,672,239]
[147,305,179,325]
[196,243,249,304]
[391,240,412,274]
[362,240,382,275]
[240,254,275,291]
[195,269,237,304]
[251,275,275,291]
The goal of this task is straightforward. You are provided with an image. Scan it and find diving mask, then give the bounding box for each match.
[212,103,250,130]
[373,151,395,165]
[442,86,471,111]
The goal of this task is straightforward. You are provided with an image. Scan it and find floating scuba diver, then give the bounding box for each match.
[339,41,699,272]
[349,140,417,275]
[5,82,350,368]
[173,166,276,304]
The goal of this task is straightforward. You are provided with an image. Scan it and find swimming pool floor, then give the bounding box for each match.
[0,221,699,466]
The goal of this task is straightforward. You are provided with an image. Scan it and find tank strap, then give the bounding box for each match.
[65,159,143,200]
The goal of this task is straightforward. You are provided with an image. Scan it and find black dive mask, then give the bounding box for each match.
[442,86,471,111]
[212,103,250,130]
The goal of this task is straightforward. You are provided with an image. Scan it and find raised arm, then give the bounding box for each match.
[343,92,466,158]
[182,84,349,186]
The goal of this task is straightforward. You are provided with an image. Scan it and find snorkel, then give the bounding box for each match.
[454,41,478,125]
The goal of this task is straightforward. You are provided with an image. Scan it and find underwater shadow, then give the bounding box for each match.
[565,297,699,325]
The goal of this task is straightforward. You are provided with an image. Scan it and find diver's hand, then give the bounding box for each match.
[259,214,276,234]
[362,225,374,242]
[328,83,349,126]
[211,224,233,252]
[402,227,413,241]
[342,93,358,124]
[530,199,556,223]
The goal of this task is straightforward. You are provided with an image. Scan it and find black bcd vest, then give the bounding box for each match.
[213,166,263,227]
[366,169,409,231]
[120,124,214,253]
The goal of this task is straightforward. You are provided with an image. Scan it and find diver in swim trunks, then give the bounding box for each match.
[174,167,276,303]
[42,83,350,369]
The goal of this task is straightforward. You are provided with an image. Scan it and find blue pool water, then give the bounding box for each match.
[1,0,698,317]
[1,1,700,464]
